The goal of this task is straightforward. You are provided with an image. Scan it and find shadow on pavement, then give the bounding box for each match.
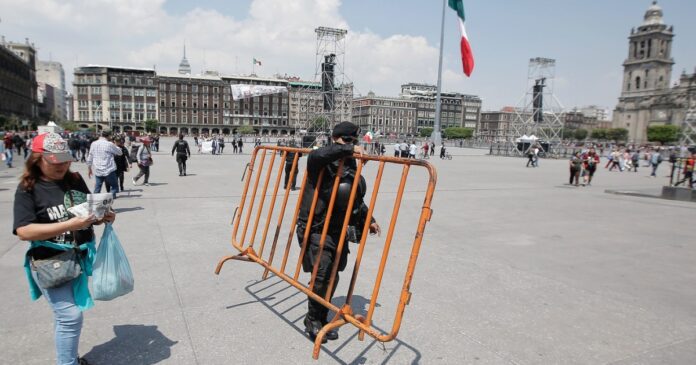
[146,183,168,186]
[113,206,145,214]
[229,276,421,364]
[83,324,178,365]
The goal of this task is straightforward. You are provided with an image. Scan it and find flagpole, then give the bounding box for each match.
[433,0,446,148]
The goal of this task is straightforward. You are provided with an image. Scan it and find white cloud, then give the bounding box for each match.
[1,0,454,100]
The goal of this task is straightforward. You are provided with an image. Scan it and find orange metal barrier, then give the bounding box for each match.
[215,145,437,359]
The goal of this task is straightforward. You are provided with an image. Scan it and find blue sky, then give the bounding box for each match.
[3,0,695,113]
[163,0,696,111]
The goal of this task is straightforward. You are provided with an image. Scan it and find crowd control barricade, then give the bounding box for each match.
[215,145,437,359]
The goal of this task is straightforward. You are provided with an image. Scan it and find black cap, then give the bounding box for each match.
[331,122,360,138]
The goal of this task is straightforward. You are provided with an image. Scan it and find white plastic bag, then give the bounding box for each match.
[92,224,134,301]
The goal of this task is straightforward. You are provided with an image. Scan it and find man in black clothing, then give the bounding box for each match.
[284,140,302,190]
[296,122,381,343]
[171,134,191,176]
[112,138,130,192]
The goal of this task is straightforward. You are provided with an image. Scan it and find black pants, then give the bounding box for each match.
[569,167,579,185]
[527,155,534,167]
[116,170,125,190]
[284,161,297,189]
[297,228,347,322]
[176,154,188,175]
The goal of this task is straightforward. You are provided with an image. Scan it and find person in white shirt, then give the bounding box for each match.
[409,143,417,159]
[86,130,123,199]
[393,143,400,157]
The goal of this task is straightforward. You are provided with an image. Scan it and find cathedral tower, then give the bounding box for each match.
[620,1,674,97]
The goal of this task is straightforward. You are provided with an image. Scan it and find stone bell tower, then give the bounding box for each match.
[614,1,677,142]
[620,1,674,97]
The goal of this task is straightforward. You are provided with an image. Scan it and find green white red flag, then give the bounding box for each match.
[448,0,474,77]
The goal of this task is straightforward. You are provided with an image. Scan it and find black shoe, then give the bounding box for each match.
[179,173,183,176]
[183,172,186,176]
[304,316,327,343]
[325,327,339,341]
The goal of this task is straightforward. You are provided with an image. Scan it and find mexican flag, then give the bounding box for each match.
[363,130,374,143]
[449,0,474,77]
[253,58,262,66]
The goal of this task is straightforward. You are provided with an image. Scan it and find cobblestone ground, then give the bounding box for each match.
[1,138,694,364]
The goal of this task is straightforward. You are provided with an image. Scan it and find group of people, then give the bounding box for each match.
[194,135,244,154]
[568,148,601,186]
[3,131,33,168]
[392,141,449,159]
[604,147,665,177]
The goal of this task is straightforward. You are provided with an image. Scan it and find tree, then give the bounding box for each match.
[607,128,629,142]
[58,120,80,132]
[646,125,680,145]
[419,127,433,137]
[238,125,255,135]
[144,119,159,133]
[560,127,575,140]
[590,128,608,140]
[443,127,474,139]
[574,128,588,140]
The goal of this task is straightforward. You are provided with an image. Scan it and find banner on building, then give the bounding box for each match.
[230,84,288,100]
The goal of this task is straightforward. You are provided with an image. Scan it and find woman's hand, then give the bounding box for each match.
[94,209,116,225]
[68,215,96,231]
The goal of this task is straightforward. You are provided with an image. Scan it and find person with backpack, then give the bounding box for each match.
[631,150,640,173]
[132,138,153,186]
[650,148,663,177]
[296,122,381,343]
[171,134,191,176]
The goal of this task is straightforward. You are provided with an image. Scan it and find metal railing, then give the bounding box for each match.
[215,145,437,359]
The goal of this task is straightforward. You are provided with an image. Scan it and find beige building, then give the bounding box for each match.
[400,83,481,133]
[352,92,417,135]
[612,1,696,142]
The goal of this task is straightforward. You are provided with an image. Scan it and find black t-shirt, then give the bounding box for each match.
[13,175,95,259]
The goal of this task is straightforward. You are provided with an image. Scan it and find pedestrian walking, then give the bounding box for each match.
[232,138,238,153]
[3,132,14,168]
[86,130,122,199]
[526,147,535,167]
[297,122,380,343]
[650,149,663,177]
[569,152,582,186]
[218,136,225,154]
[581,148,600,185]
[113,137,130,192]
[393,143,400,157]
[13,131,116,365]
[238,138,244,153]
[673,152,695,188]
[133,138,153,186]
[631,150,640,172]
[409,142,417,159]
[440,145,447,159]
[284,140,302,190]
[171,134,191,176]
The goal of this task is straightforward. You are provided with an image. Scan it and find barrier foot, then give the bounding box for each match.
[312,318,346,360]
[214,247,258,274]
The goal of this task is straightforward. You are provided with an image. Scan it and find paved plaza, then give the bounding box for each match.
[1,137,695,364]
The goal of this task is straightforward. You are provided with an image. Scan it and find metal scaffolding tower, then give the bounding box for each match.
[681,83,696,146]
[506,57,565,156]
[296,27,352,135]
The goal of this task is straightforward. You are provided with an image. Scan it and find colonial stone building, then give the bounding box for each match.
[352,92,417,136]
[612,1,696,143]
[73,65,293,136]
[400,83,481,133]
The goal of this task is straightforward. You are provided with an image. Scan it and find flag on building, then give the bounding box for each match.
[253,58,262,66]
[449,0,474,77]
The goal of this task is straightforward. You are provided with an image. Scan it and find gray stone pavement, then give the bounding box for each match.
[1,138,695,364]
